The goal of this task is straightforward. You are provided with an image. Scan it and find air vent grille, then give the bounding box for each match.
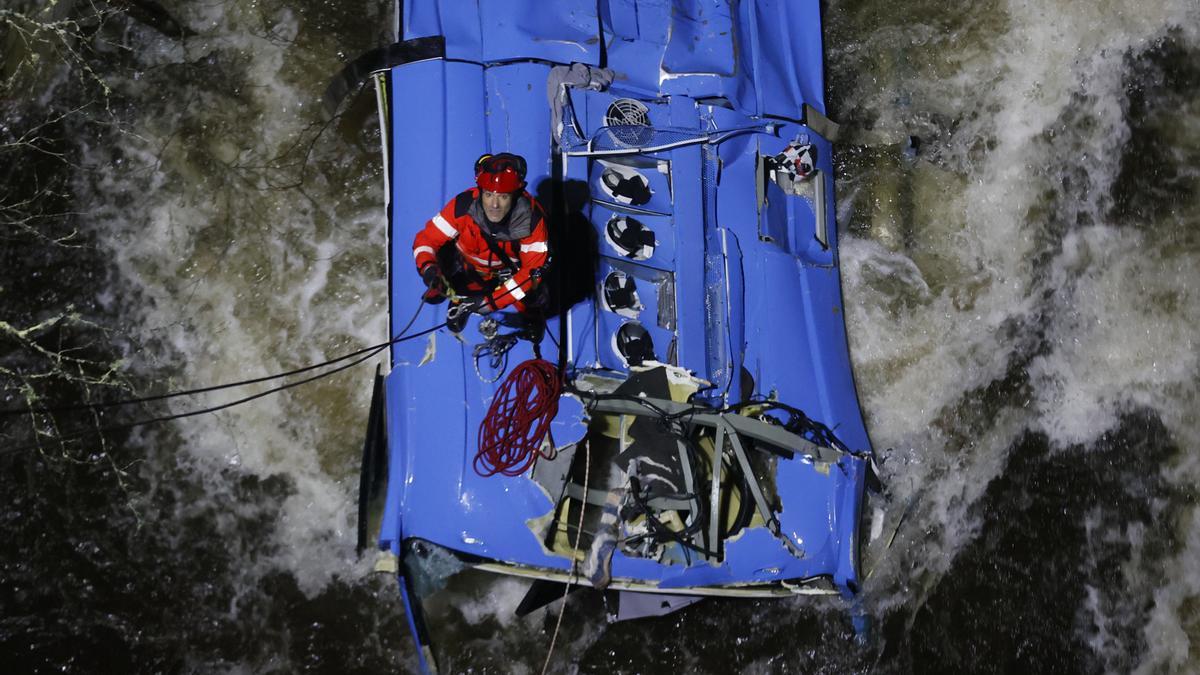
[604,98,653,147]
[605,98,649,127]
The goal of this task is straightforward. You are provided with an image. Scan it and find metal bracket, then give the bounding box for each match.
[577,394,847,465]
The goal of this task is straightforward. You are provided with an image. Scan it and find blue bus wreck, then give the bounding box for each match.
[339,1,879,669]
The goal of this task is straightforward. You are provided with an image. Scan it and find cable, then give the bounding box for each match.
[565,389,766,561]
[2,320,446,458]
[569,388,704,423]
[3,219,549,420]
[729,399,852,453]
[474,359,562,477]
[0,300,428,418]
[3,263,538,454]
[540,438,588,675]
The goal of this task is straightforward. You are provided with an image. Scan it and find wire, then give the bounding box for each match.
[2,263,540,455]
[0,301,428,418]
[3,220,550,420]
[2,319,446,458]
[540,438,588,675]
[569,388,703,423]
[564,388,768,561]
[728,399,852,453]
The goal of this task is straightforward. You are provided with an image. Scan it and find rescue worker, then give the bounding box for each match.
[412,153,550,333]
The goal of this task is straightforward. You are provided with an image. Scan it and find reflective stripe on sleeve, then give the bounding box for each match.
[502,277,526,301]
[432,213,457,237]
[520,241,549,253]
[413,246,435,259]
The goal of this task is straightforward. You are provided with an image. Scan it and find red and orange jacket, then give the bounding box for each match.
[412,188,549,311]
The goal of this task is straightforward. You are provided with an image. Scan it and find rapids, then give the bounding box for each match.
[2,0,1198,672]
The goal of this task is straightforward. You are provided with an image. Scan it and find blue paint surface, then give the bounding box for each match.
[379,1,870,594]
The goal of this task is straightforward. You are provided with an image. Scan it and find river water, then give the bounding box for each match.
[2,0,1198,672]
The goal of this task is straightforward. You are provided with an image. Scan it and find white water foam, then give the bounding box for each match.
[75,0,1200,668]
[83,2,388,601]
[840,0,1200,667]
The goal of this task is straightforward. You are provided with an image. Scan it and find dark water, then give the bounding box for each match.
[2,1,1199,673]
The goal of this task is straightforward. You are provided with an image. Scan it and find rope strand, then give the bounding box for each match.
[474,359,562,477]
[2,319,445,457]
[540,438,589,675]
[0,301,428,417]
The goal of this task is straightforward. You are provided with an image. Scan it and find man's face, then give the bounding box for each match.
[481,190,514,223]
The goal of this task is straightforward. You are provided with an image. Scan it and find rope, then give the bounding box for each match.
[0,300,428,418]
[540,438,589,675]
[473,359,562,477]
[2,317,445,457]
[1,246,543,420]
[3,249,548,421]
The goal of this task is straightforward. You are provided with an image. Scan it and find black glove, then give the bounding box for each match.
[420,264,447,304]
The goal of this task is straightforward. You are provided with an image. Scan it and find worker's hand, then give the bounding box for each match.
[420,264,447,304]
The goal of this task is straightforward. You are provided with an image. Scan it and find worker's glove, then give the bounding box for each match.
[420,264,447,304]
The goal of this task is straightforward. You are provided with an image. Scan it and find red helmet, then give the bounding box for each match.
[474,152,527,193]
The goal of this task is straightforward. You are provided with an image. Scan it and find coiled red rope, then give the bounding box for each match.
[475,359,562,477]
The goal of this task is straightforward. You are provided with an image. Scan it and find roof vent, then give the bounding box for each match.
[614,322,655,367]
[606,98,650,127]
[605,98,653,147]
[604,215,656,260]
[599,166,652,206]
[602,271,642,318]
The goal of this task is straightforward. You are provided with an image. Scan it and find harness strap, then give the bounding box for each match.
[475,221,520,274]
